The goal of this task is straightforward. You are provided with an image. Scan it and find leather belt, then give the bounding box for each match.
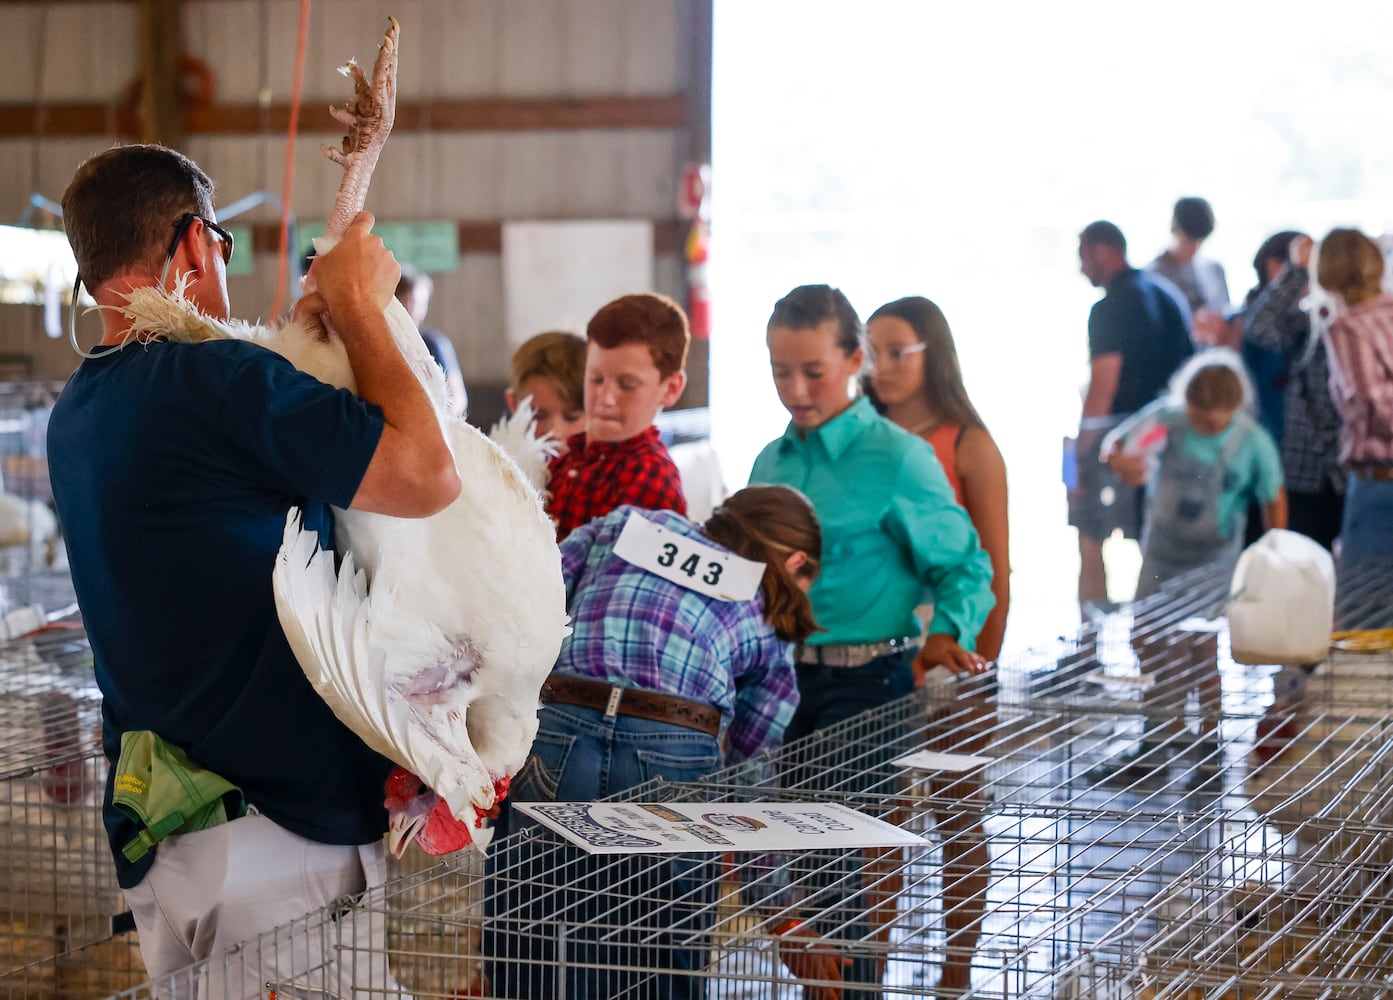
[1349,463,1393,482]
[795,636,919,668]
[541,675,721,737]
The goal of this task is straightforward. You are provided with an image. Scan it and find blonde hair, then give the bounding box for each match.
[1169,347,1252,412]
[701,486,822,643]
[509,331,586,411]
[1315,228,1385,307]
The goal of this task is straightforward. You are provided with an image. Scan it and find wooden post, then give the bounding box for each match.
[137,0,184,146]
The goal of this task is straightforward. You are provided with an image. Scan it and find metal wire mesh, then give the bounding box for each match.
[0,614,148,998]
[99,684,1241,997]
[0,379,65,582]
[97,553,1393,1000]
[1047,805,1393,999]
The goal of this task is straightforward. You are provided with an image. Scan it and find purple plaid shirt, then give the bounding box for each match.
[554,506,799,764]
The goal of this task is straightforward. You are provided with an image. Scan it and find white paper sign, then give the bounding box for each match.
[892,750,995,773]
[1083,669,1157,692]
[502,220,653,349]
[613,511,764,602]
[513,800,925,855]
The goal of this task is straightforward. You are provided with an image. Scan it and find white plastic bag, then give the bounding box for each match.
[1227,529,1335,665]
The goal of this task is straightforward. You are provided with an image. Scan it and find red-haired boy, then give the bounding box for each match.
[547,293,689,539]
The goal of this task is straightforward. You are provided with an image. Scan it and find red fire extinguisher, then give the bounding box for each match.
[680,164,712,340]
[686,219,711,341]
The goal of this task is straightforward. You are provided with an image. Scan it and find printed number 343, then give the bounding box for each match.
[657,542,723,585]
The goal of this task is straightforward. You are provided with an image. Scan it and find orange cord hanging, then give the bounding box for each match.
[270,0,312,320]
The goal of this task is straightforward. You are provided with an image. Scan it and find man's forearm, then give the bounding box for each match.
[339,307,439,435]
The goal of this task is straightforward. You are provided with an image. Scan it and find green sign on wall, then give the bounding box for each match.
[224,226,254,277]
[295,221,459,273]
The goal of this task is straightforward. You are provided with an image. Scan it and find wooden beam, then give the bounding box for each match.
[0,95,687,138]
[0,104,136,135]
[246,219,686,256]
[136,0,184,146]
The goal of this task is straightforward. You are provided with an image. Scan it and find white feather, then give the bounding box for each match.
[125,283,570,823]
[487,397,560,493]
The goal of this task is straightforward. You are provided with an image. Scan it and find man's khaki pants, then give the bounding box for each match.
[122,811,401,1000]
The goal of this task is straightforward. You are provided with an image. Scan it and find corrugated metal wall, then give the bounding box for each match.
[0,0,705,416]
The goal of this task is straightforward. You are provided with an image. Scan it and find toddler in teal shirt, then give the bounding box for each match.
[1106,349,1288,599]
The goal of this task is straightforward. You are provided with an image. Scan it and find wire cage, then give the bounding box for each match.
[1044,804,1393,1000]
[106,772,1248,1000]
[105,669,1257,1000]
[93,556,1393,1000]
[0,613,149,999]
[0,379,65,582]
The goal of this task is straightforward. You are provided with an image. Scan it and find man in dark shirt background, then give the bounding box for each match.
[1071,220,1194,611]
[396,266,468,418]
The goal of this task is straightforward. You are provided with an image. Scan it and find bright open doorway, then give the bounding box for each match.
[709,0,1393,655]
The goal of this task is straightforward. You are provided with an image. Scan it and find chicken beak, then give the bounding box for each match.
[388,811,427,859]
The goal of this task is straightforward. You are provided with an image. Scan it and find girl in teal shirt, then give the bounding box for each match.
[749,283,995,996]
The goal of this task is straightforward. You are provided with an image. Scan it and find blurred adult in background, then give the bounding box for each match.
[1244,233,1346,550]
[1148,196,1233,348]
[1240,231,1305,444]
[396,266,467,417]
[1314,228,1393,567]
[1073,221,1194,612]
[864,295,1009,661]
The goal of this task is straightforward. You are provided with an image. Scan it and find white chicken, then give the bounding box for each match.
[108,19,569,854]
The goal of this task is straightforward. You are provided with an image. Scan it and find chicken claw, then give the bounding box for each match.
[321,17,399,240]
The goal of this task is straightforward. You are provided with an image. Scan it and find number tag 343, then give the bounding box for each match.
[613,511,765,602]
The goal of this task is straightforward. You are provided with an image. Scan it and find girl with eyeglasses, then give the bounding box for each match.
[864,295,1010,661]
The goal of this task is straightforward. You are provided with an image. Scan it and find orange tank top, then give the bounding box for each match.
[923,423,966,505]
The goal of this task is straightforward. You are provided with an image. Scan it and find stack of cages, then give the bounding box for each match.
[0,608,154,996]
[0,377,153,997]
[109,559,1276,1000]
[110,691,1241,1000]
[0,378,65,583]
[1036,559,1393,999]
[108,557,1393,1000]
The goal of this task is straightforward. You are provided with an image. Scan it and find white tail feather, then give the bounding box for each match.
[487,397,559,492]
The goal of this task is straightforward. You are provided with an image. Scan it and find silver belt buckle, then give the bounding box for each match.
[604,685,623,719]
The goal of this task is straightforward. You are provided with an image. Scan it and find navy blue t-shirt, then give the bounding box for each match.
[48,338,392,888]
[1088,268,1195,416]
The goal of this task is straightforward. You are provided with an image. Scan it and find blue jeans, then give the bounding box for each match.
[484,703,722,1000]
[782,650,917,1000]
[784,651,916,745]
[1341,475,1393,572]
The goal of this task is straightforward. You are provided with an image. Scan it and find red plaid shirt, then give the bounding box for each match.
[547,425,687,540]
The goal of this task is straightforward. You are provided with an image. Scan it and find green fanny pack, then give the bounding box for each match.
[112,730,247,863]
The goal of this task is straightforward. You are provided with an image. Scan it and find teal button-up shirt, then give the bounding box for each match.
[750,397,994,648]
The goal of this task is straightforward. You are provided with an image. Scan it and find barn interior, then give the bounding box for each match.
[2,1,1393,998]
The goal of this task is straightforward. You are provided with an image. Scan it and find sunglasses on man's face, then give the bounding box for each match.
[165,212,234,268]
[157,213,234,288]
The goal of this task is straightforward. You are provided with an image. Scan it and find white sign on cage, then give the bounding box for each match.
[502,220,654,348]
[513,800,925,855]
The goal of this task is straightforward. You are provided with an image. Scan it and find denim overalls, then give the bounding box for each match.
[1136,413,1253,599]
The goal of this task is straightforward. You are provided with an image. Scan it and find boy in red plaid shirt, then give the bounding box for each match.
[547,293,690,540]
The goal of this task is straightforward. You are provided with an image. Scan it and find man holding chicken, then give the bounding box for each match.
[49,143,460,992]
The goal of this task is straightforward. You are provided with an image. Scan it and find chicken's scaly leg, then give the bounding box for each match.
[321,18,399,241]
